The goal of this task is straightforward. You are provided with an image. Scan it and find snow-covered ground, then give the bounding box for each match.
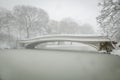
[111,50,120,56]
[45,44,96,51]
[39,43,120,56]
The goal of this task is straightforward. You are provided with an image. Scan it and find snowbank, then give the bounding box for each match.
[111,50,120,56]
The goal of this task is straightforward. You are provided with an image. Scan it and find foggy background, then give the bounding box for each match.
[0,0,120,80]
[0,0,101,49]
[0,0,100,29]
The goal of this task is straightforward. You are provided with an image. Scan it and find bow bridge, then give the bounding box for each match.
[18,34,116,51]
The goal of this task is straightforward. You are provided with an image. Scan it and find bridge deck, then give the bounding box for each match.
[19,34,111,44]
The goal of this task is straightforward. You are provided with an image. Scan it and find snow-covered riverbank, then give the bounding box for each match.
[112,50,120,56]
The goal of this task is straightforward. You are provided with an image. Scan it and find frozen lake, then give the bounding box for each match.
[0,49,120,80]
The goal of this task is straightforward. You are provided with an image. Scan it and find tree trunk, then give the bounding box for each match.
[26,27,30,39]
[7,26,11,43]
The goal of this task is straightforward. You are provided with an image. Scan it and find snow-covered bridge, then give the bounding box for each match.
[18,34,115,51]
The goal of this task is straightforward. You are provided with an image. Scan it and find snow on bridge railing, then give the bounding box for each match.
[20,34,108,41]
[19,34,112,44]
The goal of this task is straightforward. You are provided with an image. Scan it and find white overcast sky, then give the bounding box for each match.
[0,0,101,29]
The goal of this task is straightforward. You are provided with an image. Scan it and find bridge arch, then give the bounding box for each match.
[29,42,98,50]
[19,34,113,51]
[20,39,100,50]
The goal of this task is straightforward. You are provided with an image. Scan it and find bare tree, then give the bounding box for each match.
[0,8,17,49]
[13,5,49,39]
[78,24,95,34]
[59,18,79,34]
[45,20,60,34]
[0,8,14,41]
[97,0,120,42]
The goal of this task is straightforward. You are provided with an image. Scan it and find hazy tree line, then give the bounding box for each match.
[0,5,94,49]
[97,0,120,44]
